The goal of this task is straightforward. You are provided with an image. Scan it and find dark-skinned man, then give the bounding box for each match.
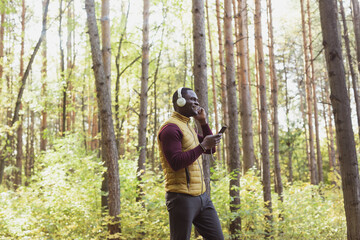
[158,87,224,240]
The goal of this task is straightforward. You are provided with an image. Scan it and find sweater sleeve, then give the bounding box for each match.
[159,123,204,171]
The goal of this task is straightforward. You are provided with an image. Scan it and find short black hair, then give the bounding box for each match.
[172,87,192,109]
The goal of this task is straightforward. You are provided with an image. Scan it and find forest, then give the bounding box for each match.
[0,0,360,239]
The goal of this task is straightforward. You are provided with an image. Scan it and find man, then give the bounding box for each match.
[158,87,224,240]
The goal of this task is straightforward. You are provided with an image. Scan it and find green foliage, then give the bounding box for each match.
[0,134,105,239]
[0,135,347,239]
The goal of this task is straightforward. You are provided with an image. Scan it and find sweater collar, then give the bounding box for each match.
[172,111,190,123]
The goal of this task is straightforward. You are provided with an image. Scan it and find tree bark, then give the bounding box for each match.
[300,0,317,184]
[224,0,241,236]
[85,0,121,235]
[40,0,48,152]
[137,0,150,203]
[192,0,212,196]
[239,0,255,173]
[267,0,283,200]
[15,0,26,189]
[255,0,273,232]
[0,10,4,95]
[319,0,360,238]
[215,0,229,167]
[205,0,220,167]
[306,0,323,183]
[282,52,293,184]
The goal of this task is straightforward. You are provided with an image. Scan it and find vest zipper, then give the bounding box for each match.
[187,122,204,194]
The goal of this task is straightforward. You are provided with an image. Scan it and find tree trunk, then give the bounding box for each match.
[85,0,121,235]
[137,0,150,203]
[15,0,26,189]
[340,0,360,141]
[115,1,130,152]
[101,0,111,94]
[300,0,317,184]
[205,0,221,167]
[40,0,48,152]
[192,0,212,196]
[306,0,323,183]
[224,0,241,236]
[282,52,293,184]
[267,0,283,200]
[100,0,111,213]
[255,0,273,232]
[239,0,255,173]
[216,0,229,167]
[66,1,75,132]
[59,0,67,136]
[319,0,360,238]
[0,10,4,95]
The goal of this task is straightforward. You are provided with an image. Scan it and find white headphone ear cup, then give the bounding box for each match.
[177,97,186,107]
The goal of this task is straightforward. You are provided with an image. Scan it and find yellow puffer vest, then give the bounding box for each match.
[158,111,206,196]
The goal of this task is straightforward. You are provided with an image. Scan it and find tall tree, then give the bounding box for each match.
[254,0,273,232]
[282,51,293,183]
[306,0,323,183]
[224,0,241,236]
[137,0,150,202]
[85,0,121,236]
[340,0,360,140]
[0,6,4,95]
[59,0,67,135]
[267,0,283,200]
[319,0,360,238]
[205,0,220,140]
[239,0,255,173]
[300,0,317,184]
[215,0,229,166]
[100,0,111,213]
[192,0,212,195]
[102,0,111,94]
[40,0,48,152]
[15,0,26,189]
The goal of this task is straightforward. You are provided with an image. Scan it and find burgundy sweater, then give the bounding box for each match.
[158,123,215,171]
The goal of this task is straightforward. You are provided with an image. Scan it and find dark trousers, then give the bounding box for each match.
[165,192,224,240]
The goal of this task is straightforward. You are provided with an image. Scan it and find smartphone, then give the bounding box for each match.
[218,126,227,134]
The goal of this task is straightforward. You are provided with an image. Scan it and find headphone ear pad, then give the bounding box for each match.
[177,97,186,107]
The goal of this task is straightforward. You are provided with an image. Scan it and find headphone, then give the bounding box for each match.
[176,87,186,107]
